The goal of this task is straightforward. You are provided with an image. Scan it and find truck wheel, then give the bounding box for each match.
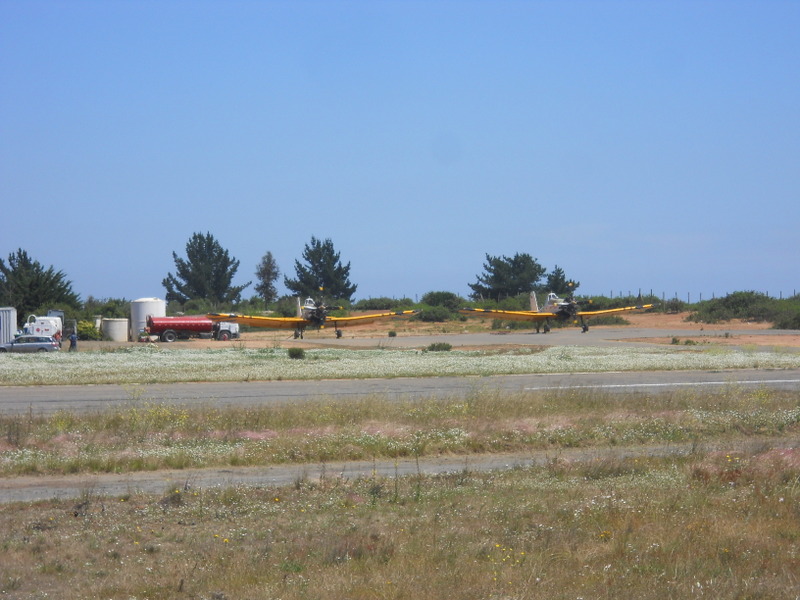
[161,330,177,343]
[218,331,230,341]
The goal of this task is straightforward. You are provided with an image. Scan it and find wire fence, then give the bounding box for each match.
[598,290,798,303]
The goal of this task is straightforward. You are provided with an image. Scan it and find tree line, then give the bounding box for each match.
[2,234,798,328]
[159,233,580,307]
[1,232,577,320]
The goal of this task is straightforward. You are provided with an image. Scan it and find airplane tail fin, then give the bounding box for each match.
[530,291,539,312]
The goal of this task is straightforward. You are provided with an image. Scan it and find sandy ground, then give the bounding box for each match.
[621,311,800,347]
[75,311,800,351]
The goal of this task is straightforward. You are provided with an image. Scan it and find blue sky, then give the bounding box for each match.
[2,0,798,303]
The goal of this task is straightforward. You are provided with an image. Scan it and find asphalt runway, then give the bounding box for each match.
[1,369,800,416]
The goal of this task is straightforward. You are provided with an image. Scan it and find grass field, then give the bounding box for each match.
[2,446,799,599]
[1,345,799,598]
[1,343,799,385]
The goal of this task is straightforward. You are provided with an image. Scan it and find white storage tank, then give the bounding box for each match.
[130,297,167,340]
[0,307,18,345]
[102,318,129,342]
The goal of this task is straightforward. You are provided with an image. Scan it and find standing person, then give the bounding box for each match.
[69,332,77,352]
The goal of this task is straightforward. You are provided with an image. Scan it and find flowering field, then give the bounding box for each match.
[2,345,799,385]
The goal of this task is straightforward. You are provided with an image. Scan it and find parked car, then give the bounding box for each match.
[0,335,61,353]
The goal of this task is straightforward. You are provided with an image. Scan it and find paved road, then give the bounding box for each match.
[2,368,800,416]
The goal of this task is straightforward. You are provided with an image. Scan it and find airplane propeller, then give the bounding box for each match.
[302,298,345,325]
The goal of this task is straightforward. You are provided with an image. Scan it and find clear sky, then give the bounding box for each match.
[2,0,798,303]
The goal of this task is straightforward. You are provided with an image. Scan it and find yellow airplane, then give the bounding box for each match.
[208,297,417,339]
[459,292,654,333]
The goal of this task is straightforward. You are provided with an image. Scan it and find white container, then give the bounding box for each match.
[0,307,18,344]
[130,297,166,339]
[102,318,129,342]
[24,315,62,337]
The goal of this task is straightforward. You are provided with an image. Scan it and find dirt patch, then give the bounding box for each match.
[624,333,800,348]
[618,312,800,347]
[621,311,772,331]
[75,311,799,352]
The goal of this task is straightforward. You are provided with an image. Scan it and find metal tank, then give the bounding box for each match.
[0,307,18,344]
[130,297,166,340]
[102,318,130,342]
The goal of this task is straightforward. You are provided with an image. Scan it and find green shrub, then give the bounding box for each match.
[287,347,305,360]
[426,342,452,352]
[664,298,687,313]
[772,305,800,329]
[353,297,414,311]
[414,306,454,322]
[388,330,397,337]
[469,292,531,311]
[234,296,267,315]
[688,291,795,326]
[80,297,130,320]
[182,298,216,315]
[270,295,299,317]
[77,320,101,341]
[420,291,464,311]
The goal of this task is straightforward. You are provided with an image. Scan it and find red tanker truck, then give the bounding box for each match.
[145,316,240,342]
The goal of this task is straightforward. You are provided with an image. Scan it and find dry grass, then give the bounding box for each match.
[1,386,800,598]
[2,387,799,476]
[1,449,799,599]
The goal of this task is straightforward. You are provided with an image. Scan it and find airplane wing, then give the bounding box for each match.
[457,308,554,322]
[576,303,654,317]
[207,313,306,330]
[208,310,418,330]
[459,303,654,322]
[326,310,418,327]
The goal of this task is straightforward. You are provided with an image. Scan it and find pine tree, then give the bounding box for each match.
[284,237,357,303]
[0,249,80,325]
[468,253,546,301]
[254,251,281,304]
[544,265,579,297]
[162,232,251,306]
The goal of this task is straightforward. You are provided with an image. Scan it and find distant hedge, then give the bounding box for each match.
[688,291,800,329]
